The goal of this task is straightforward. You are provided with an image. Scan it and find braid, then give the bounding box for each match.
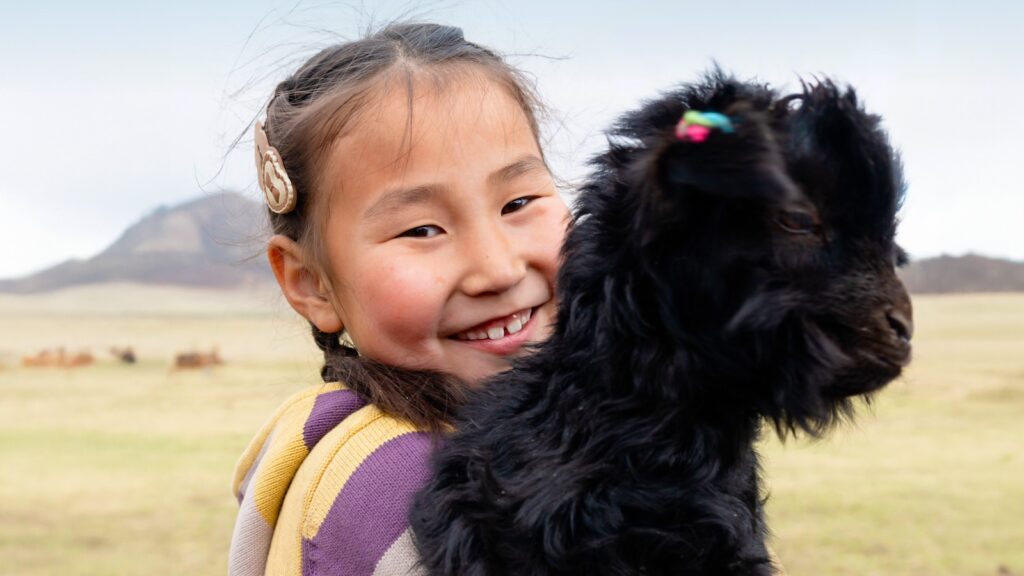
[309,322,466,433]
[310,323,357,383]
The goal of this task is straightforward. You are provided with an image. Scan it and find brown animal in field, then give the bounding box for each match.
[21,348,94,368]
[173,348,223,370]
[109,346,137,364]
[65,351,94,368]
[21,349,56,367]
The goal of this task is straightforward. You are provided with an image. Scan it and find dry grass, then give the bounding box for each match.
[0,284,1021,575]
[762,294,1024,576]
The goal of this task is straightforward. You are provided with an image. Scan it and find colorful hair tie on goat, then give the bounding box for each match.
[675,110,735,142]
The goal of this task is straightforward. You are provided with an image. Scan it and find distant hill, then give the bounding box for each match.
[900,254,1024,294]
[0,192,274,294]
[2,193,1021,295]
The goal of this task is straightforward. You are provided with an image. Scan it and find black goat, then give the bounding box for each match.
[412,70,913,575]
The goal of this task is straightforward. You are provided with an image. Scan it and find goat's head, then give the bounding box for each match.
[596,72,911,434]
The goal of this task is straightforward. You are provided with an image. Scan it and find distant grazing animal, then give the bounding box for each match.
[109,346,137,364]
[64,351,95,368]
[21,348,95,368]
[173,348,223,370]
[412,72,912,575]
[21,349,58,368]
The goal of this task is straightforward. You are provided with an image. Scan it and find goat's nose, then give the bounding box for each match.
[886,309,914,343]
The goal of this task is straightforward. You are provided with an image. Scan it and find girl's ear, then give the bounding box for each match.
[267,234,344,334]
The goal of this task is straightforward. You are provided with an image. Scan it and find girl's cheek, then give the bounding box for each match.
[362,257,446,341]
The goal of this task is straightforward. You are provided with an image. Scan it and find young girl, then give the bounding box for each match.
[228,22,571,575]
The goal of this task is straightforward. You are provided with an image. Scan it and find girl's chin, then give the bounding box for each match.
[458,357,513,388]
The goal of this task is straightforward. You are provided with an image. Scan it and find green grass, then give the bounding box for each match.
[0,285,1022,575]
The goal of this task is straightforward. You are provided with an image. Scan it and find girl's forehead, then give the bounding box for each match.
[357,74,527,152]
[322,76,539,210]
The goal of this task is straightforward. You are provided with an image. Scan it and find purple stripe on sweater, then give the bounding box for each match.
[303,390,366,451]
[302,431,433,576]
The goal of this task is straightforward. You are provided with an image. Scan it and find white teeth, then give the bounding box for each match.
[454,307,535,341]
[507,317,523,334]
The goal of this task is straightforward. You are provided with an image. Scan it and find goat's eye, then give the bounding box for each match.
[777,210,819,235]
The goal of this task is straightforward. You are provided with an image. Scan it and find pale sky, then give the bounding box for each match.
[1,0,1022,279]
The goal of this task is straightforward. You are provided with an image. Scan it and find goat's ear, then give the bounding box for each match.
[792,81,875,163]
[789,80,905,234]
[657,108,800,205]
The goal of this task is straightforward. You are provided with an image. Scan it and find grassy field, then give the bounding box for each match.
[0,284,1021,575]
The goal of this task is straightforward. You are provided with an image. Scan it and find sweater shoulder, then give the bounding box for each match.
[297,404,434,575]
[231,382,362,502]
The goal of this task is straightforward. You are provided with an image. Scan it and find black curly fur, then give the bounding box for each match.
[411,69,912,575]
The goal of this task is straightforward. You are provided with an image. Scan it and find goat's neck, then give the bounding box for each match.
[549,262,763,469]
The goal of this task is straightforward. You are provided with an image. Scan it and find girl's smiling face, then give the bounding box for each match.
[316,73,570,384]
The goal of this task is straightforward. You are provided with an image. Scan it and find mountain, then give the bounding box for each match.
[3,192,1022,295]
[900,254,1024,294]
[0,192,275,293]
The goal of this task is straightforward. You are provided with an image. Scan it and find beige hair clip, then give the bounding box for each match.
[254,121,297,214]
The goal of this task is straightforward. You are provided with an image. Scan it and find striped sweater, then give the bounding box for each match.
[228,383,431,576]
[228,383,788,575]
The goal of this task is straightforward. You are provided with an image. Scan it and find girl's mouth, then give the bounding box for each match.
[451,307,533,341]
[448,306,539,356]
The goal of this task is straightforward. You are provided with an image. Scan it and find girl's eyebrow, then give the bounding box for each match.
[365,155,547,222]
[487,154,547,187]
[365,185,438,222]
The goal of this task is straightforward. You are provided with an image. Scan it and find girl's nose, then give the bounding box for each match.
[459,228,527,296]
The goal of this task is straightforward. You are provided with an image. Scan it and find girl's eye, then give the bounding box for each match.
[501,196,536,215]
[398,225,443,239]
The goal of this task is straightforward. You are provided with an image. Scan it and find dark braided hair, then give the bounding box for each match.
[311,322,466,433]
[260,22,546,430]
